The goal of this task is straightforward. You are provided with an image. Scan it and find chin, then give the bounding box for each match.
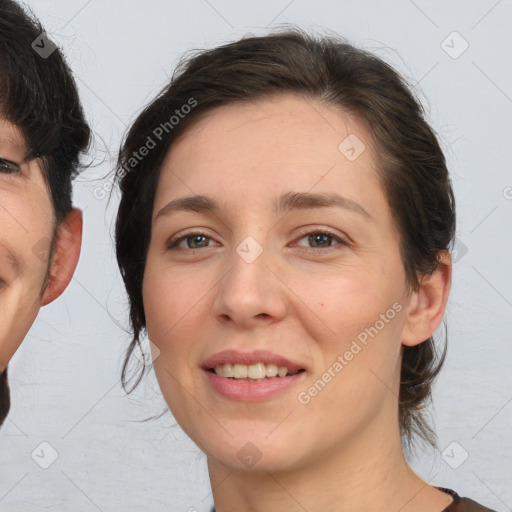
[192,427,309,474]
[206,446,301,474]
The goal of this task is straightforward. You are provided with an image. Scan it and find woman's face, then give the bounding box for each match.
[143,94,414,471]
[0,118,55,371]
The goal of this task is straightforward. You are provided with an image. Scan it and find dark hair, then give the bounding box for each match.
[114,27,455,451]
[0,0,91,426]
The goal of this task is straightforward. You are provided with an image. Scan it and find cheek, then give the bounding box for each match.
[3,180,54,248]
[291,260,404,343]
[290,261,406,401]
[142,261,211,427]
[0,253,49,370]
[295,307,405,440]
[1,226,52,294]
[142,259,207,354]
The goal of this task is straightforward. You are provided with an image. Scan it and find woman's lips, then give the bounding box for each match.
[203,368,306,402]
[201,350,307,401]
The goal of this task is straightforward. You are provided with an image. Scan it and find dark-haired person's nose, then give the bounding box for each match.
[211,241,287,329]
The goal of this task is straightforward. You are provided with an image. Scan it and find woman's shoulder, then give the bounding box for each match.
[438,487,498,512]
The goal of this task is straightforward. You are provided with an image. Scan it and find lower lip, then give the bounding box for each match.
[203,369,306,402]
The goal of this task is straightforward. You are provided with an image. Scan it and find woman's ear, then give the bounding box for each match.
[40,208,83,307]
[401,250,452,347]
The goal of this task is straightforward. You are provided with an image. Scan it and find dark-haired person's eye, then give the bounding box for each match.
[0,158,20,174]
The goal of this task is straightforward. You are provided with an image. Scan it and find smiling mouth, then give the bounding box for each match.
[209,362,306,381]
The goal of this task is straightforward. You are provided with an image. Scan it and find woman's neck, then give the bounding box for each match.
[207,423,452,512]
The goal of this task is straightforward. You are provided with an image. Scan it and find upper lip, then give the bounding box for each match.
[202,349,306,373]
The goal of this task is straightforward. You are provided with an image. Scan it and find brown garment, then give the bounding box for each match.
[437,487,498,512]
[209,487,498,511]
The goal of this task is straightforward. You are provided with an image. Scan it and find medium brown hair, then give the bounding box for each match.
[114,28,455,451]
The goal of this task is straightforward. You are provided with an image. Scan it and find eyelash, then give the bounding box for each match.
[0,158,20,175]
[166,228,349,254]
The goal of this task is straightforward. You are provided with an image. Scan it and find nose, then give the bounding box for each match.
[211,240,287,329]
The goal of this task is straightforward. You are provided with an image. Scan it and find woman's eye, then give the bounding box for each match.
[295,231,347,250]
[0,158,20,174]
[168,233,215,250]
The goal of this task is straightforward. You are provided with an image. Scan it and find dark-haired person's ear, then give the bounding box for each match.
[40,208,82,307]
[401,250,452,347]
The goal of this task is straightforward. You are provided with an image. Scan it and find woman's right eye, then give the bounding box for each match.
[0,158,20,174]
[167,232,217,251]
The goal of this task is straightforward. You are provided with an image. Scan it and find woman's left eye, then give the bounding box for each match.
[294,231,347,250]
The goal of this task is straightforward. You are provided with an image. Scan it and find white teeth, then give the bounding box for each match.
[216,364,234,377]
[233,363,248,378]
[266,364,278,377]
[223,363,234,378]
[213,362,300,379]
[248,363,265,379]
[278,366,288,377]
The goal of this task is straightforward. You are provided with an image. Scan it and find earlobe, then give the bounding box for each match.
[40,208,83,307]
[401,251,452,347]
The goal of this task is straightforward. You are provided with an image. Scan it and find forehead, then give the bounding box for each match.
[155,94,383,211]
[170,94,371,162]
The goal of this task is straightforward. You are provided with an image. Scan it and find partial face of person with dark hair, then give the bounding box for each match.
[0,0,90,426]
[141,94,452,511]
[0,117,82,408]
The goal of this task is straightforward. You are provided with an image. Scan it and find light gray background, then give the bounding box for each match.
[0,0,511,510]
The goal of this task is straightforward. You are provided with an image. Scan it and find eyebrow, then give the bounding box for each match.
[155,191,373,222]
